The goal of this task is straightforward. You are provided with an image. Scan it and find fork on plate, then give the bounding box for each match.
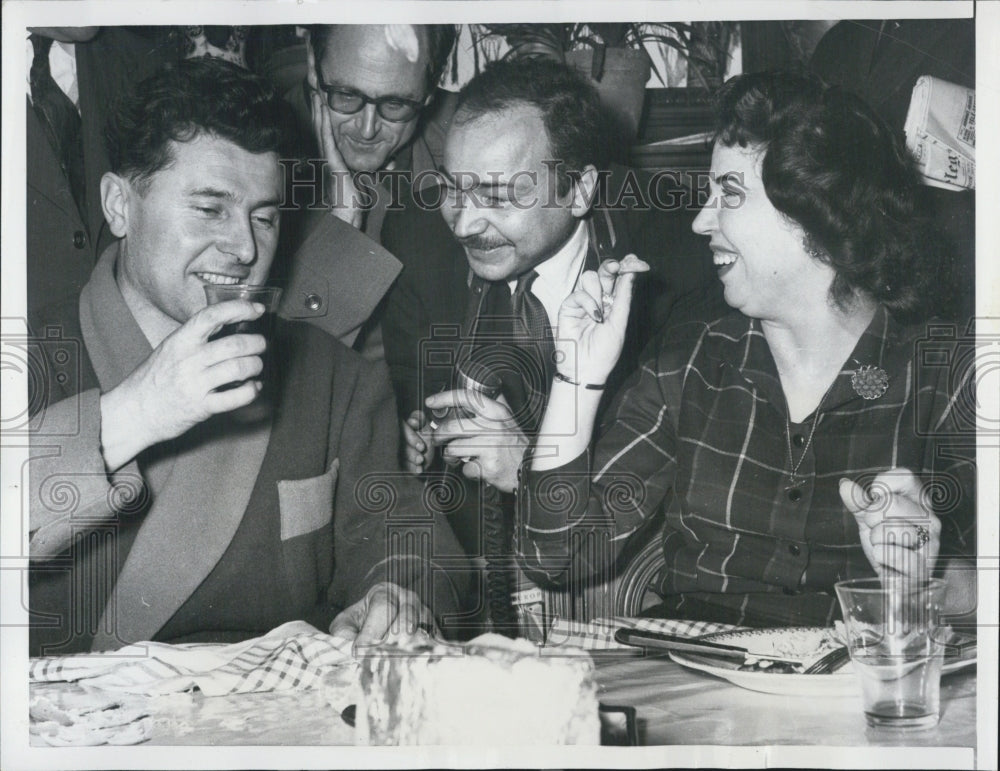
[802,646,851,675]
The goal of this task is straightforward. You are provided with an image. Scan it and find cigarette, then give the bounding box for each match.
[617,254,651,274]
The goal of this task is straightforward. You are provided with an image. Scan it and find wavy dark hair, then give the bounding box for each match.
[308,24,458,95]
[714,71,941,320]
[454,57,609,196]
[105,57,293,192]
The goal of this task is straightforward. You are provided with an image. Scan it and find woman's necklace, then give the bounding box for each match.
[784,407,823,490]
[782,355,889,489]
[783,377,836,490]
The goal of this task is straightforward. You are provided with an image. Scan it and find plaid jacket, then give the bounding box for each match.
[518,307,977,627]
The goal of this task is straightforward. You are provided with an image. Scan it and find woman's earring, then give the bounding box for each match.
[803,237,824,260]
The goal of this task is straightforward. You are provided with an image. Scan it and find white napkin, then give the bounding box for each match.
[30,620,357,697]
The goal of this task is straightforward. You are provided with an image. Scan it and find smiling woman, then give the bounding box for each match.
[693,142,835,330]
[518,70,976,629]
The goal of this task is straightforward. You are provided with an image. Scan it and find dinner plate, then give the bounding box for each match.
[668,627,976,697]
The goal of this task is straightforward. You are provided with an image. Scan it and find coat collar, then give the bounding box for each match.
[83,243,272,650]
[78,242,152,392]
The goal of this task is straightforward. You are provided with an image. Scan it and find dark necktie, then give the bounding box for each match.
[459,274,556,638]
[509,270,556,434]
[29,34,88,225]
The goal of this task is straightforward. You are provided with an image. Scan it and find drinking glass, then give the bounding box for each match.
[835,577,948,730]
[203,283,283,419]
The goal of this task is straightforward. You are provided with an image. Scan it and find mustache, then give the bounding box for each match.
[457,235,511,252]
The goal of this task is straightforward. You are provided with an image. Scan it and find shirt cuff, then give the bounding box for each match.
[517,446,592,536]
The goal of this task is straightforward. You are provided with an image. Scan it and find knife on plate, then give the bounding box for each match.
[613,628,808,665]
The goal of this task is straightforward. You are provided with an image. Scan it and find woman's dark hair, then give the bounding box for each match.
[105,57,294,192]
[454,57,609,196]
[713,70,941,320]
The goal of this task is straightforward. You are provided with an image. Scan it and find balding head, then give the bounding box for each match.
[307,24,456,173]
[308,24,455,96]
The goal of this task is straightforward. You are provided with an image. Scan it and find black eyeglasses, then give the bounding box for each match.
[314,71,424,123]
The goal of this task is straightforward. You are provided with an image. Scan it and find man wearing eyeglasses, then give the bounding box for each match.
[276,24,457,352]
[304,24,457,233]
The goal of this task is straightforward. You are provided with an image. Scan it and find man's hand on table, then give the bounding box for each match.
[330,582,438,654]
[99,300,267,471]
[424,390,528,493]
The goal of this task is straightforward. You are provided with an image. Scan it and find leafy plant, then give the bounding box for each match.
[471,22,733,86]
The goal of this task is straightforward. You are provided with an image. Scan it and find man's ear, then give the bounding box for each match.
[570,165,599,218]
[101,172,131,238]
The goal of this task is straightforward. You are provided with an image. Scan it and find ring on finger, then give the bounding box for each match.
[601,293,614,308]
[913,525,930,549]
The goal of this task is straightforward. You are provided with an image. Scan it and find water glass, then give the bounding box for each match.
[203,283,283,418]
[835,577,948,730]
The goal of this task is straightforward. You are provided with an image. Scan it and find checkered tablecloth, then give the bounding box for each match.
[29,616,749,698]
[542,616,746,651]
[29,621,357,697]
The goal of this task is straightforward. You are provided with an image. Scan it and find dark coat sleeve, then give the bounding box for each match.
[325,350,472,625]
[379,187,470,417]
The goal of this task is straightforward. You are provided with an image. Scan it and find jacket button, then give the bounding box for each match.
[788,543,801,556]
[787,488,802,502]
[792,433,805,448]
[73,231,86,249]
[305,293,322,311]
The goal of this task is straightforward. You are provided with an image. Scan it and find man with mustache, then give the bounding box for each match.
[384,58,717,492]
[378,58,719,625]
[26,58,470,655]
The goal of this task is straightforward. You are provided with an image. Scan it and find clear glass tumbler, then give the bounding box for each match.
[835,577,948,730]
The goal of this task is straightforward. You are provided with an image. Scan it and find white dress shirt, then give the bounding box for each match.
[507,220,589,332]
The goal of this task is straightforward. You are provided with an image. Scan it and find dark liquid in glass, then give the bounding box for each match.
[208,313,277,420]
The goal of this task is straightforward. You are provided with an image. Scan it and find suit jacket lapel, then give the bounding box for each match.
[78,244,151,391]
[27,99,83,223]
[81,245,272,649]
[75,56,109,244]
[92,417,270,649]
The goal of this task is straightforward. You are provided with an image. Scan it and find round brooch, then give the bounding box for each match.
[851,365,889,400]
